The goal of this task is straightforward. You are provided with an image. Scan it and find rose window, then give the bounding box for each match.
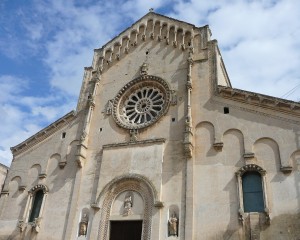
[112,75,171,129]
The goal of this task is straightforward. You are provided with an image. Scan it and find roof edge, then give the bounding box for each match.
[218,85,300,115]
[10,110,76,156]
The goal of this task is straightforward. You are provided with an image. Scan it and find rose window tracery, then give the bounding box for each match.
[112,75,171,129]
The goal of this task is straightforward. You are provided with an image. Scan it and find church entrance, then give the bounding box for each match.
[110,220,143,240]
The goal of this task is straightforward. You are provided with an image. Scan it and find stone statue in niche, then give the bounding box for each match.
[104,100,113,115]
[129,129,138,142]
[168,213,178,236]
[140,62,148,76]
[123,192,134,216]
[79,214,88,236]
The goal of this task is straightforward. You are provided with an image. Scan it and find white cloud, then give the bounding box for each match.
[1,0,300,166]
[0,75,76,166]
[169,0,300,100]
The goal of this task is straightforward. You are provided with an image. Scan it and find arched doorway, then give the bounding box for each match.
[96,174,156,240]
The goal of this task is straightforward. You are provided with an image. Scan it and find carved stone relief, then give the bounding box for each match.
[96,176,155,240]
[112,75,171,130]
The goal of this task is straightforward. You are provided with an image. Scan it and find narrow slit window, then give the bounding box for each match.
[224,107,229,114]
[62,132,66,138]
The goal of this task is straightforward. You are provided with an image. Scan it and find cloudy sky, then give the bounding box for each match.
[0,0,300,166]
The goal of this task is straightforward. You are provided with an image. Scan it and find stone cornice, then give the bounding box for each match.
[217,86,300,116]
[10,111,76,156]
[103,138,166,149]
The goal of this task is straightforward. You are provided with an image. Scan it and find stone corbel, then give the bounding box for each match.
[38,173,47,179]
[0,189,9,195]
[17,219,26,232]
[243,152,255,159]
[58,161,67,169]
[181,43,186,50]
[91,203,100,211]
[280,166,293,174]
[150,32,154,39]
[31,217,42,233]
[213,142,223,151]
[238,208,245,225]
[76,143,87,168]
[154,201,164,208]
[19,186,26,192]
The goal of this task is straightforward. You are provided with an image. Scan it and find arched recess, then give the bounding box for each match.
[67,140,79,162]
[9,176,22,197]
[223,129,245,166]
[96,174,158,240]
[46,153,61,177]
[28,164,41,186]
[253,137,281,172]
[195,121,215,158]
[290,150,300,170]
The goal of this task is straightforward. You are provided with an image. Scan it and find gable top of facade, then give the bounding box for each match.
[8,12,300,158]
[97,11,198,51]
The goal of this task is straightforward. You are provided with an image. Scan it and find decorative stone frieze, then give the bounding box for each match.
[218,86,300,116]
[28,184,48,194]
[103,138,165,149]
[17,219,26,232]
[96,174,157,240]
[235,164,266,176]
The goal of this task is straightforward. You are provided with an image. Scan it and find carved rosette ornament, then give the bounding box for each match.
[112,75,171,130]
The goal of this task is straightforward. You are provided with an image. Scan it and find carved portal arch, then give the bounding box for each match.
[96,174,156,240]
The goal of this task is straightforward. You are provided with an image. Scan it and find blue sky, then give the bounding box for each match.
[0,0,300,166]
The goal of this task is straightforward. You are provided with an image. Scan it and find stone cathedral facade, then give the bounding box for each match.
[0,12,299,240]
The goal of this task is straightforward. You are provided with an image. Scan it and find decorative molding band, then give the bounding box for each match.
[96,175,156,240]
[10,111,76,156]
[236,164,266,176]
[28,184,49,194]
[103,138,166,149]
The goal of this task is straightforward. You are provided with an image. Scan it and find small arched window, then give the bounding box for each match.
[242,171,264,212]
[29,189,44,222]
